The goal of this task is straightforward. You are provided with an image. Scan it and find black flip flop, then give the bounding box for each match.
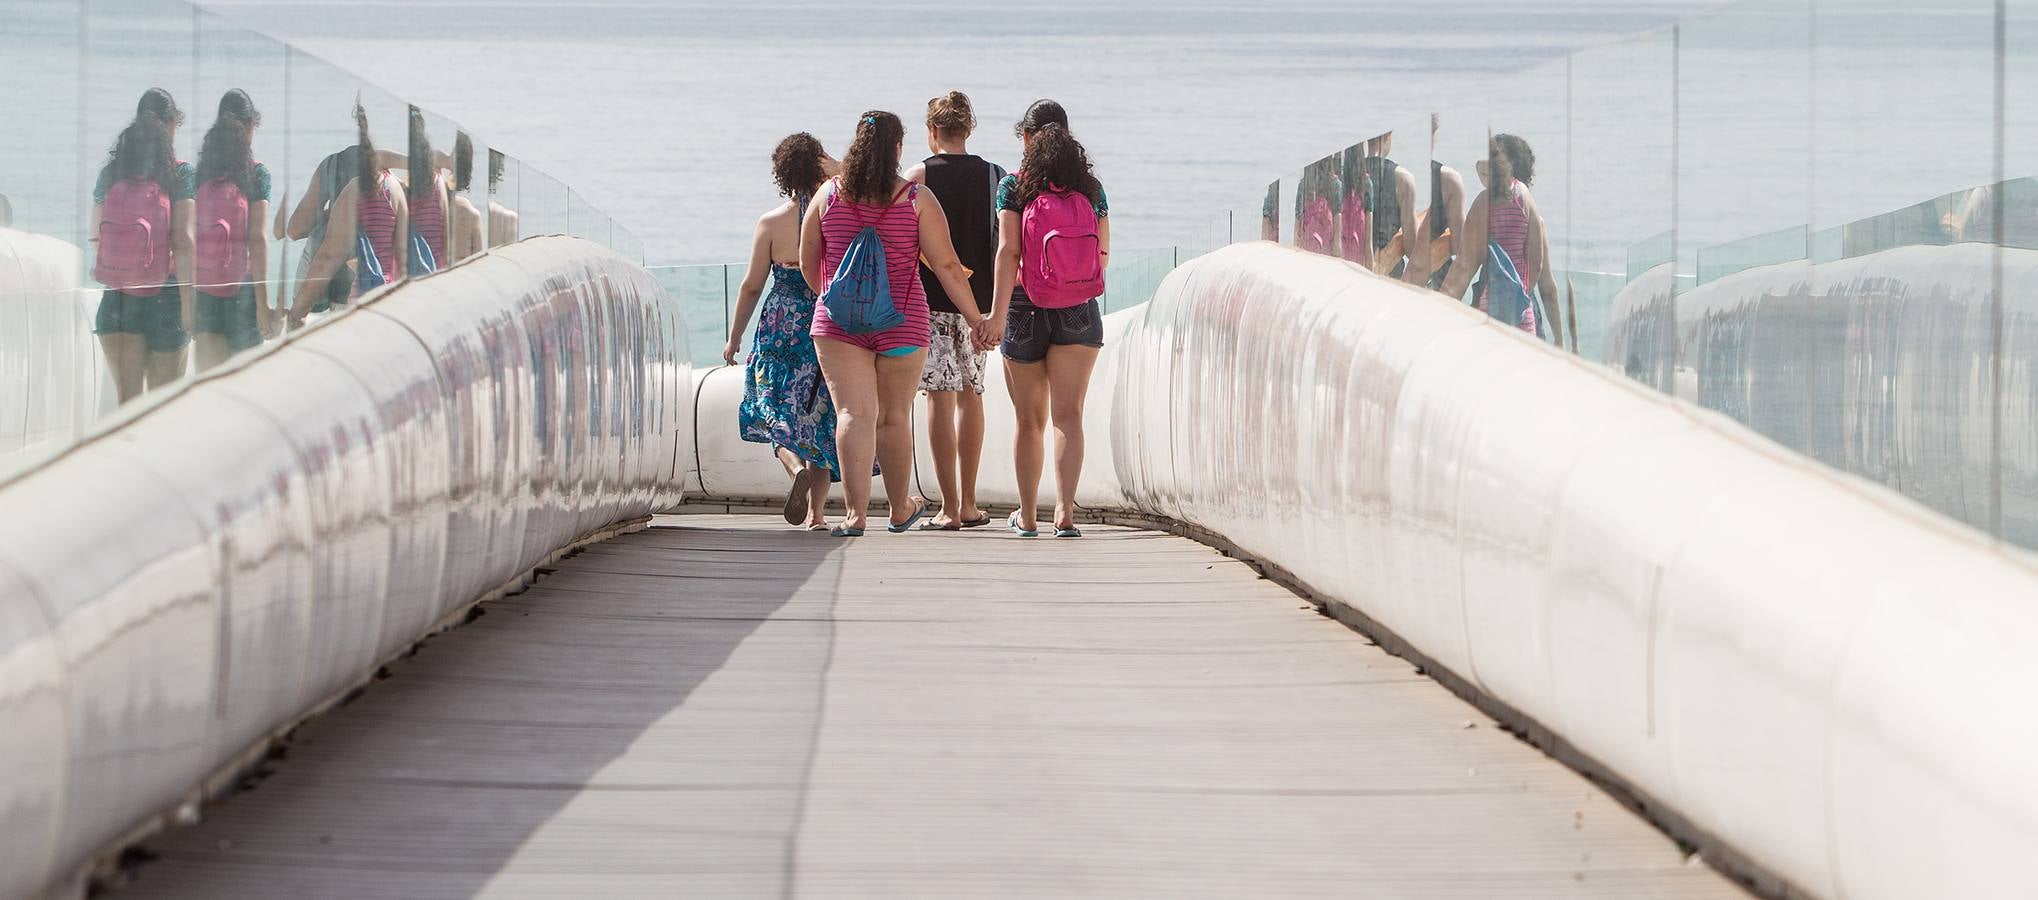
[784,466,818,526]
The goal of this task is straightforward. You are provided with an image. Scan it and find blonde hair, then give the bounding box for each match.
[926,91,975,139]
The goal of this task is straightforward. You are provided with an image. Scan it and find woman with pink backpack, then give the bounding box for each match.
[984,100,1110,539]
[190,89,273,370]
[90,88,196,402]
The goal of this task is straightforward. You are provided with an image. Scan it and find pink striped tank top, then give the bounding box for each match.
[809,179,931,353]
[358,173,400,292]
[410,172,447,267]
[1488,182,1536,287]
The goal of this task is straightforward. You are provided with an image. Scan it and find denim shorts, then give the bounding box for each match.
[1000,298,1103,364]
[94,285,188,353]
[194,283,264,352]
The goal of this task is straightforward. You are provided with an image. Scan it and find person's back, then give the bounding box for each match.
[817,178,926,334]
[411,171,447,266]
[917,153,998,315]
[357,172,400,282]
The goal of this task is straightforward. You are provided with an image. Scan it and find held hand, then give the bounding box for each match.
[973,316,1005,352]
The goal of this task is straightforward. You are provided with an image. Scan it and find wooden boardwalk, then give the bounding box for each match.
[129,515,1744,898]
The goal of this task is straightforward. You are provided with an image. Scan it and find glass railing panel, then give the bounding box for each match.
[648,264,731,368]
[1100,247,1177,314]
[1569,29,1677,389]
[1496,62,1573,351]
[2004,0,2038,543]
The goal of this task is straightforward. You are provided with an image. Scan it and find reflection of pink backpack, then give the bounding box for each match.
[1020,177,1105,308]
[94,176,173,294]
[1300,195,1334,254]
[195,173,251,297]
[1340,185,1368,264]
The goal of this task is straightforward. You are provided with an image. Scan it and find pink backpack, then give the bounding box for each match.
[1019,177,1105,308]
[1300,195,1335,254]
[1340,185,1368,265]
[93,176,173,295]
[195,174,251,297]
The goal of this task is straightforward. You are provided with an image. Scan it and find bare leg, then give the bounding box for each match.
[956,387,986,522]
[774,445,804,478]
[1044,344,1101,532]
[925,390,961,527]
[806,462,830,527]
[1004,358,1051,531]
[192,333,229,373]
[98,334,146,405]
[875,349,927,527]
[144,347,187,392]
[816,338,878,531]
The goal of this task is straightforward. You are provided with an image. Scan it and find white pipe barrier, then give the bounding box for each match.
[0,228,116,471]
[0,236,691,898]
[693,242,2038,899]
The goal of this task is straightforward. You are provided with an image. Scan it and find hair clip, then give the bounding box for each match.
[863,116,876,126]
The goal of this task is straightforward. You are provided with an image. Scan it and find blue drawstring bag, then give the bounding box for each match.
[408,229,438,277]
[821,189,905,334]
[355,231,387,293]
[1478,238,1550,341]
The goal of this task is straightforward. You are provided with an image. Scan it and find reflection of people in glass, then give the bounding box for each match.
[1443,134,1562,345]
[726,132,840,531]
[447,134,486,262]
[906,91,1002,531]
[1260,180,1279,242]
[191,89,271,369]
[1358,133,1418,278]
[288,103,408,327]
[487,149,519,248]
[406,107,449,274]
[90,88,193,403]
[1295,155,1340,256]
[1405,115,1465,289]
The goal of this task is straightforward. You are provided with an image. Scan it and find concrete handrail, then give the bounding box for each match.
[0,236,692,897]
[691,241,2038,898]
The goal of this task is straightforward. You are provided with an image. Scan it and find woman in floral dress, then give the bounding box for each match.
[725,133,840,528]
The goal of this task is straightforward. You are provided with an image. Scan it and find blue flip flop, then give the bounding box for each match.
[1007,512,1039,538]
[830,526,865,538]
[1054,526,1083,539]
[886,501,930,534]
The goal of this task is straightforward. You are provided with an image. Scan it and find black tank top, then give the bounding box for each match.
[917,153,999,315]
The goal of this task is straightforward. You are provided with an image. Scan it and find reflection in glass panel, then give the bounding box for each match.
[446,130,487,265]
[193,11,286,372]
[85,0,199,399]
[1294,151,1340,257]
[1810,0,1998,537]
[488,149,520,248]
[1432,114,1487,304]
[1384,119,1435,291]
[650,264,731,367]
[1259,179,1280,242]
[1496,63,1571,351]
[405,105,461,276]
[1573,30,1676,391]
[2006,0,2038,545]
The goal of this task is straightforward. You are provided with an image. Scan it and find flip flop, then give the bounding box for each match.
[830,526,864,538]
[784,466,817,526]
[886,500,931,534]
[1007,513,1039,538]
[957,513,992,529]
[806,523,831,532]
[1054,526,1083,539]
[919,517,962,531]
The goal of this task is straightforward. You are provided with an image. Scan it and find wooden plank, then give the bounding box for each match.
[127,515,1744,898]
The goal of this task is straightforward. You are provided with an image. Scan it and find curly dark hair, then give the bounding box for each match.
[407,106,437,200]
[770,132,828,199]
[1492,133,1535,187]
[840,111,904,205]
[106,88,182,187]
[453,132,475,193]
[196,89,260,195]
[1013,122,1103,210]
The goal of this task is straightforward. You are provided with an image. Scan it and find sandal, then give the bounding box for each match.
[1007,512,1039,538]
[830,525,865,538]
[886,500,931,534]
[1054,526,1083,539]
[919,517,961,531]
[957,513,992,529]
[784,466,817,526]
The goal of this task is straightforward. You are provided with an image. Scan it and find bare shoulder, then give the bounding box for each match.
[759,199,798,228]
[904,162,928,184]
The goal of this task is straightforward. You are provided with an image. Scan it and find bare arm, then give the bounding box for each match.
[984,209,1023,348]
[916,190,983,330]
[799,186,829,296]
[285,165,323,241]
[727,213,775,365]
[1531,210,1562,345]
[291,180,359,321]
[904,163,928,185]
[389,188,409,286]
[172,199,197,331]
[248,199,272,335]
[1440,191,1489,301]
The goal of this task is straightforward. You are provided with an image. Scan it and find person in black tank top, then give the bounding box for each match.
[904,91,1001,530]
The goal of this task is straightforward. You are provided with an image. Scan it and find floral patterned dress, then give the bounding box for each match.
[739,257,840,478]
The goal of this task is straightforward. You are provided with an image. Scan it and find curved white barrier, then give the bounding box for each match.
[1604,244,2038,548]
[0,236,691,898]
[0,228,115,472]
[692,242,2038,899]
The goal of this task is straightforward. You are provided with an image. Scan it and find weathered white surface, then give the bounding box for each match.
[128,516,1740,898]
[0,227,113,471]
